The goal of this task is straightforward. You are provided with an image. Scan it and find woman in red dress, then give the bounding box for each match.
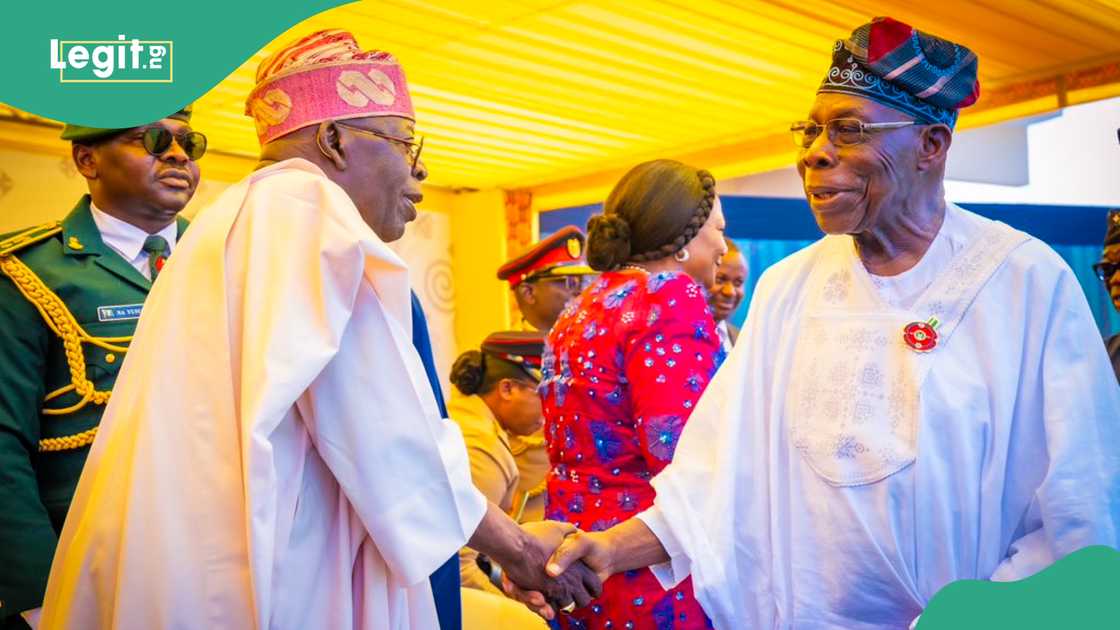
[540,160,728,630]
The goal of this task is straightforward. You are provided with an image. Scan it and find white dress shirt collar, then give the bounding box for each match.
[89,201,177,279]
[716,319,733,353]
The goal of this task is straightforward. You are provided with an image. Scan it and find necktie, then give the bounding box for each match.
[410,292,459,630]
[718,322,733,353]
[142,235,170,280]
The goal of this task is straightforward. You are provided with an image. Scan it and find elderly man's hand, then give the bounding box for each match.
[498,521,603,619]
[503,527,614,620]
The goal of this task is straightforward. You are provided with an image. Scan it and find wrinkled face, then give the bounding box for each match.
[80,117,200,221]
[682,197,728,287]
[1103,244,1120,311]
[797,93,922,235]
[708,250,748,322]
[496,378,545,436]
[334,115,427,242]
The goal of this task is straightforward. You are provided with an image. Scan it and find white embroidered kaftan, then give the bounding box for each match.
[39,159,487,630]
[638,204,1120,629]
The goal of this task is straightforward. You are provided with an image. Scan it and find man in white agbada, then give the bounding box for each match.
[517,16,1120,629]
[39,30,601,630]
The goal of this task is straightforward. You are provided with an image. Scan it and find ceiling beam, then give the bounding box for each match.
[530,56,1120,211]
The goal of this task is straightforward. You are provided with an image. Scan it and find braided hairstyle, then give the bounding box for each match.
[586,159,716,271]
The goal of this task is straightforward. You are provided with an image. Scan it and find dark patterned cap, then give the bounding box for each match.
[481,330,545,380]
[818,17,979,127]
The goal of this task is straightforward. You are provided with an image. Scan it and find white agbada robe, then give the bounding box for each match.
[39,159,487,630]
[638,203,1120,629]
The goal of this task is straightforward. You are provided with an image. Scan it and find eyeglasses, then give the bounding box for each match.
[529,275,587,292]
[141,127,207,161]
[512,377,540,390]
[1093,260,1119,282]
[335,121,424,171]
[790,118,918,149]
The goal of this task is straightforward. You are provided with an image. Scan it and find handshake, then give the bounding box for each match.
[492,520,616,621]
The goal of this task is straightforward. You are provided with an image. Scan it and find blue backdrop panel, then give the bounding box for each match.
[541,197,1119,336]
[540,197,1112,245]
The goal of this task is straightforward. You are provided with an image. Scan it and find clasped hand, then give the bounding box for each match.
[501,524,613,620]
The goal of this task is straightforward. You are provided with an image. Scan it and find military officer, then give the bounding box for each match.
[498,225,594,334]
[0,108,204,628]
[448,331,547,595]
[496,226,594,522]
[447,332,552,630]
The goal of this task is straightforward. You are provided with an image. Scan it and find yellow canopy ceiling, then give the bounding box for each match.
[142,1,1120,205]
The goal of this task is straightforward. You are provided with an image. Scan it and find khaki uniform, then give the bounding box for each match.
[509,319,550,522]
[461,587,548,630]
[507,433,549,522]
[448,393,518,595]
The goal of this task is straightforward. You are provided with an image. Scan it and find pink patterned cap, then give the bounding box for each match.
[245,29,415,144]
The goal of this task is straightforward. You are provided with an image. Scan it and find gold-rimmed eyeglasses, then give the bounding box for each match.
[790,118,919,149]
[335,121,424,171]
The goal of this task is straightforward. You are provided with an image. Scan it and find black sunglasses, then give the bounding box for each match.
[1093,261,1119,282]
[141,127,207,161]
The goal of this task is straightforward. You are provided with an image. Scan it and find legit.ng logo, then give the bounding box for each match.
[49,35,173,83]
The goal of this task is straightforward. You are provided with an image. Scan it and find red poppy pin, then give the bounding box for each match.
[903,316,940,353]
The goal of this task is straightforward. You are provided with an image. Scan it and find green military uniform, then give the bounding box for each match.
[0,196,187,623]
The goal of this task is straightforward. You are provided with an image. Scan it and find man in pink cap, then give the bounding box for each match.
[38,30,598,630]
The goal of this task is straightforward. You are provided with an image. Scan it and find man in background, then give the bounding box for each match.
[497,225,594,522]
[707,237,748,353]
[0,108,201,629]
[499,225,593,333]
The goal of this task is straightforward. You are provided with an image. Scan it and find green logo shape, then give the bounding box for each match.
[1,0,354,127]
[918,546,1120,629]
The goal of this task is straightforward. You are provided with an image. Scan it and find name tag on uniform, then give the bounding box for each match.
[97,304,143,322]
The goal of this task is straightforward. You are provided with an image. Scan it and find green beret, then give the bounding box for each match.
[61,105,193,143]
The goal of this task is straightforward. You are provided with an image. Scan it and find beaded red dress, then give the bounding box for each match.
[540,269,723,630]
